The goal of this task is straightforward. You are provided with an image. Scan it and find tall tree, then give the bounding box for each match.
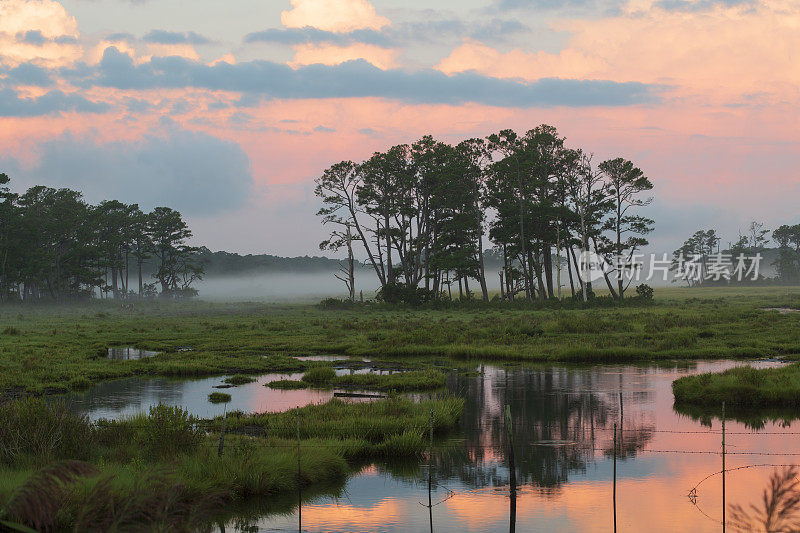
[148,207,203,297]
[597,158,654,299]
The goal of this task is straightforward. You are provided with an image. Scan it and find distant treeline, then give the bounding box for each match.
[131,248,368,278]
[673,223,800,285]
[315,124,655,303]
[0,174,202,302]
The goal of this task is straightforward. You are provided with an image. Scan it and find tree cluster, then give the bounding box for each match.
[672,221,800,285]
[315,124,654,303]
[0,173,203,302]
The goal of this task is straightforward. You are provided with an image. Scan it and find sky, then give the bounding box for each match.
[0,0,798,256]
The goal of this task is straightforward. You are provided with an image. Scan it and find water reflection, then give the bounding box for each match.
[106,346,161,360]
[215,360,799,532]
[64,373,333,420]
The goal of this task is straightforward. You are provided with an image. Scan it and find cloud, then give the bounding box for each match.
[0,88,108,116]
[281,0,389,33]
[437,39,606,81]
[314,125,335,132]
[18,30,46,46]
[288,43,399,69]
[143,30,212,45]
[0,0,81,67]
[439,0,800,103]
[4,63,53,86]
[68,47,660,108]
[17,128,253,215]
[653,0,755,11]
[244,19,528,47]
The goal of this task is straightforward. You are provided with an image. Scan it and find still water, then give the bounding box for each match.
[66,360,798,532]
[230,360,796,533]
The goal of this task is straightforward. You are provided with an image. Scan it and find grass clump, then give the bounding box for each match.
[267,379,309,390]
[0,399,92,467]
[673,363,800,408]
[275,369,446,392]
[223,374,256,386]
[208,392,232,404]
[219,395,463,456]
[333,369,445,392]
[301,366,336,383]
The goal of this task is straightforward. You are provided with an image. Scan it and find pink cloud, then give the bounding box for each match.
[280,0,389,33]
[436,1,800,104]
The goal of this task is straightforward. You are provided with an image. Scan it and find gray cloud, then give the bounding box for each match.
[244,19,529,47]
[4,64,53,86]
[65,48,661,108]
[54,35,79,45]
[18,30,47,46]
[18,128,253,215]
[0,88,109,117]
[143,30,212,45]
[314,125,335,133]
[653,0,755,11]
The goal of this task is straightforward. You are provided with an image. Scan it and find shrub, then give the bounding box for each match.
[376,282,436,306]
[318,298,360,310]
[142,404,203,458]
[635,284,654,301]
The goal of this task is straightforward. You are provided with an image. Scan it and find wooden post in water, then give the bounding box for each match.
[217,404,227,457]
[722,402,726,533]
[613,422,617,533]
[505,405,517,533]
[297,406,302,533]
[428,408,434,533]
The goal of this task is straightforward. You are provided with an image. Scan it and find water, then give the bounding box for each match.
[65,373,332,420]
[221,360,798,532]
[106,346,161,360]
[64,359,800,531]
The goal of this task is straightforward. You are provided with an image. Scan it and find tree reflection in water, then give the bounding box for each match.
[433,364,655,492]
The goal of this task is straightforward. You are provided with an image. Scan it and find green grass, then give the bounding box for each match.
[223,374,256,385]
[0,395,464,530]
[673,363,800,408]
[271,368,447,392]
[218,395,464,446]
[301,366,336,383]
[1,287,798,397]
[267,379,310,390]
[208,392,231,404]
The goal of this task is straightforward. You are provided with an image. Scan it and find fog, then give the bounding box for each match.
[194,271,381,302]
[193,260,775,302]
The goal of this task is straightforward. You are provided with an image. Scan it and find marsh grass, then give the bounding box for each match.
[219,396,463,447]
[277,368,447,392]
[1,288,799,396]
[673,363,800,408]
[208,392,231,404]
[0,399,92,468]
[0,395,464,530]
[301,366,336,384]
[223,374,256,386]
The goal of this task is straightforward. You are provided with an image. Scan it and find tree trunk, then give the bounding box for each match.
[566,247,575,297]
[477,246,489,302]
[346,226,355,301]
[543,245,555,299]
